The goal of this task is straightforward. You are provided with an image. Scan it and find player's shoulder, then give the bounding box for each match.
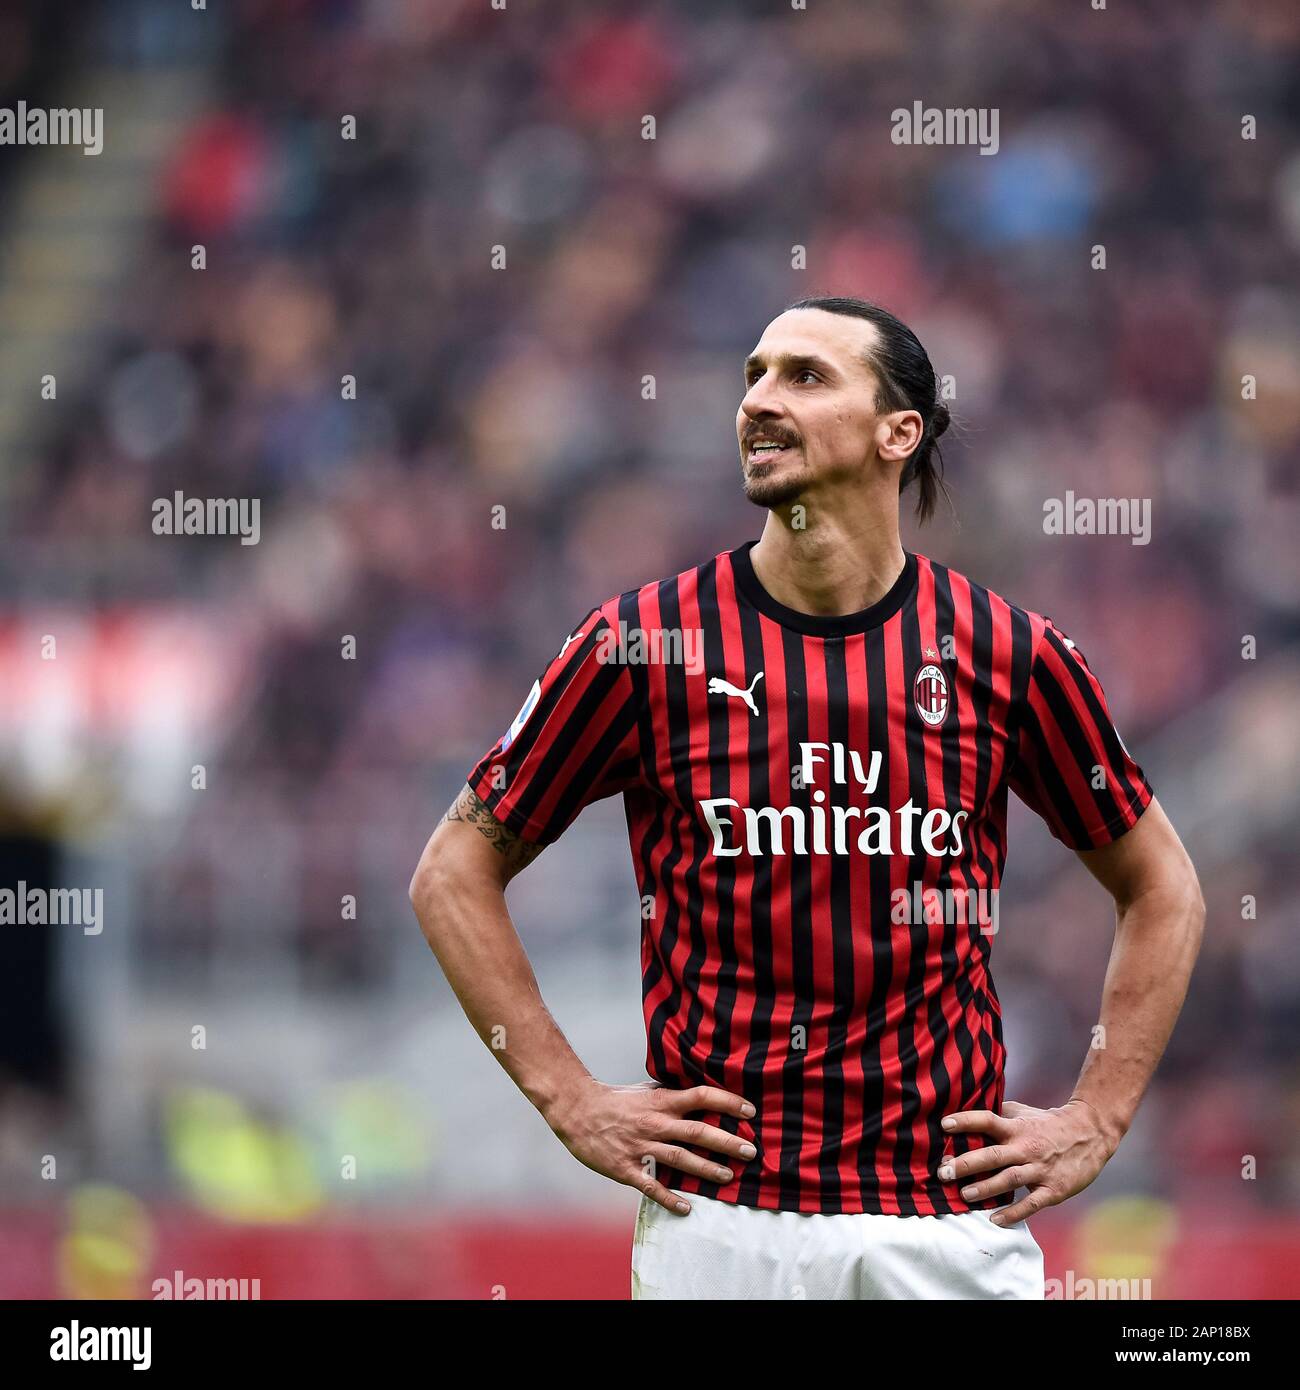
[915,551,1085,666]
[913,551,1048,634]
[588,543,740,624]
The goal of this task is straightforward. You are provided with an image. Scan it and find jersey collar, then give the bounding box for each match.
[730,541,918,637]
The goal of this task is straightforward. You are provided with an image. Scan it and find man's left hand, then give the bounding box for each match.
[936,1098,1120,1226]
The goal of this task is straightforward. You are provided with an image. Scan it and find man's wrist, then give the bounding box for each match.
[1067,1093,1127,1156]
[530,1069,596,1136]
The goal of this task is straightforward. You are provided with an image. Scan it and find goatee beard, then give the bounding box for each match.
[742,463,811,509]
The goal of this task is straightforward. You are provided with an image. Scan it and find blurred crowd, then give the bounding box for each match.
[1,0,1298,1216]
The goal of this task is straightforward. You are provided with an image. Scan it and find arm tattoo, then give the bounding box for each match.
[442,785,546,876]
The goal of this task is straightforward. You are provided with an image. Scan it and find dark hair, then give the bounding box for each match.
[786,295,951,523]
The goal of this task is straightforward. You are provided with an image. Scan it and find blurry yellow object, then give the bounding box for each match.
[328,1080,433,1186]
[1075,1195,1179,1286]
[59,1185,153,1300]
[163,1087,323,1223]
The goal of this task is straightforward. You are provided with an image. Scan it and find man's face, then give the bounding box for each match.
[737,308,884,510]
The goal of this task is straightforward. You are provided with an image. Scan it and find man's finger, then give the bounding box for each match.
[941,1108,1013,1138]
[662,1118,759,1162]
[957,1164,1034,1202]
[659,1085,756,1120]
[634,1173,692,1215]
[937,1143,1015,1183]
[645,1143,735,1187]
[989,1185,1054,1227]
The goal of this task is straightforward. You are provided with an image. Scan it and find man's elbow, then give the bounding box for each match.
[407,857,428,912]
[1187,865,1207,939]
[1175,856,1206,964]
[1154,824,1206,942]
[409,833,454,916]
[409,822,496,922]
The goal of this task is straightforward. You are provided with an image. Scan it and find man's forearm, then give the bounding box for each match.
[410,854,591,1123]
[1069,878,1204,1147]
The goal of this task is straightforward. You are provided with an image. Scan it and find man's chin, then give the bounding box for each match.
[742,469,813,510]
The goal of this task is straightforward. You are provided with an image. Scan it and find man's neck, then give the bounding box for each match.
[748,511,906,618]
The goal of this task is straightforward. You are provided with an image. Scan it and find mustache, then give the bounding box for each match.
[743,430,800,448]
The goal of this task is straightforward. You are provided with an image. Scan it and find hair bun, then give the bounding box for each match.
[931,401,951,438]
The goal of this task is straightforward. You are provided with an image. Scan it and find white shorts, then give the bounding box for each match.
[631,1189,1045,1300]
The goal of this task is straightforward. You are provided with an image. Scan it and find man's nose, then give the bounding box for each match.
[741,380,785,421]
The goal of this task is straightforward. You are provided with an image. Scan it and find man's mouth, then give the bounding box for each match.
[747,441,797,462]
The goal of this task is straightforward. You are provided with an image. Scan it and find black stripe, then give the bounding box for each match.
[530,701,639,841]
[478,609,627,832]
[639,794,676,1082]
[967,584,1002,866]
[684,563,742,1201]
[734,585,777,1209]
[1007,604,1081,843]
[1015,698,1093,845]
[776,625,813,1211]
[623,588,676,1082]
[484,606,601,777]
[621,589,661,802]
[893,595,939,1214]
[926,565,977,1209]
[817,635,854,1211]
[964,581,1007,1130]
[1024,654,1113,843]
[854,624,893,1207]
[674,566,720,1071]
[965,585,1006,930]
[644,574,704,1099]
[1040,626,1149,816]
[1005,607,1037,776]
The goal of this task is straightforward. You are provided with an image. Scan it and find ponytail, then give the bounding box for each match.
[900,398,950,525]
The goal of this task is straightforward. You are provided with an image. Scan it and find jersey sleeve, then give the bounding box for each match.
[464,604,645,846]
[1008,617,1153,851]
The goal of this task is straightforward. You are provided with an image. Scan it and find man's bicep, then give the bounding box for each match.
[438,783,549,884]
[1073,796,1196,910]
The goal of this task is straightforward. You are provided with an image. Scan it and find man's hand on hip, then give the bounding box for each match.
[547,1080,758,1215]
[935,1098,1120,1225]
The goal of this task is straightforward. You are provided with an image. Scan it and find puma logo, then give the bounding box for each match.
[707,671,764,716]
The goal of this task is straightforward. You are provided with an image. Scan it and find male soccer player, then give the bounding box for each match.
[410,297,1204,1300]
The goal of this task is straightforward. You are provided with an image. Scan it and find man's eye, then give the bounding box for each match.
[744,368,817,386]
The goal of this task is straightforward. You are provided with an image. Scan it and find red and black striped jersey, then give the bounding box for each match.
[466,541,1153,1216]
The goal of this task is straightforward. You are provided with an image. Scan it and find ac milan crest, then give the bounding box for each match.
[913,663,949,726]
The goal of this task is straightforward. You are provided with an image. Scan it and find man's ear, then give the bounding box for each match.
[876,410,923,463]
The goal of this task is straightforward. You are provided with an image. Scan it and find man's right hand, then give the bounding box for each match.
[546,1080,758,1214]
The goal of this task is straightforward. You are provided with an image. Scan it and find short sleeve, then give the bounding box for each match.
[1008,617,1153,850]
[465,605,644,846]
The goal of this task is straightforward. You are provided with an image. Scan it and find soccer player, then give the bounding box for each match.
[409,297,1204,1300]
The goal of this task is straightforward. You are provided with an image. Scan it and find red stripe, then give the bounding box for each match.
[934,570,998,1188]
[909,559,946,1213]
[704,555,757,1090]
[677,568,724,1068]
[638,582,680,1046]
[838,631,872,1203]
[879,598,912,1214]
[658,569,711,1094]
[798,632,830,1195]
[755,611,795,1195]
